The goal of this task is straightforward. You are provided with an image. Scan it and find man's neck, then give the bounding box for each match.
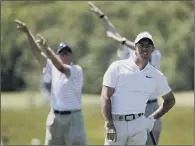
[133,57,148,70]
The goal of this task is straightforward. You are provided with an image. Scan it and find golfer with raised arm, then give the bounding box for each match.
[15,20,87,145]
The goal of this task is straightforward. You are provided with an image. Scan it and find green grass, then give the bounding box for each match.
[159,107,194,144]
[1,91,100,109]
[1,106,194,145]
[1,91,194,145]
[1,91,194,109]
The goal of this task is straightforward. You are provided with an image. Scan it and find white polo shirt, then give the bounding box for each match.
[148,49,161,100]
[45,59,83,111]
[117,47,162,100]
[103,57,171,114]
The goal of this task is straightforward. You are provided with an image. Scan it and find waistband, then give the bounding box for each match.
[53,109,81,115]
[112,113,144,122]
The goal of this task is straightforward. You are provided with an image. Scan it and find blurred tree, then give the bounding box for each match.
[1,1,194,93]
[1,48,26,91]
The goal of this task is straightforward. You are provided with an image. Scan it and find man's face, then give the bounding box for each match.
[135,38,154,61]
[58,50,72,64]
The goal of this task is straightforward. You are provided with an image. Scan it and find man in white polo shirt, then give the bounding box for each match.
[88,2,163,145]
[117,47,162,145]
[101,31,175,145]
[15,20,87,145]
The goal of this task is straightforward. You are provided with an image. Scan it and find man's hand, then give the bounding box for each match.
[36,34,48,54]
[88,1,104,16]
[105,124,117,142]
[15,20,29,33]
[15,20,48,67]
[36,34,71,76]
[106,31,126,43]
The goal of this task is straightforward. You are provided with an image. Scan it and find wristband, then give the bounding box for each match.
[100,14,105,19]
[122,39,126,45]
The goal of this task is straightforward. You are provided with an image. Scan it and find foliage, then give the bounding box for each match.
[1,1,194,93]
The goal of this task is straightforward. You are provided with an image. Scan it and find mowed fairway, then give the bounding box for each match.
[1,91,194,145]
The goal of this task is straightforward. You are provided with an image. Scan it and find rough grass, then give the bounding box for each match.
[1,106,194,145]
[1,91,194,145]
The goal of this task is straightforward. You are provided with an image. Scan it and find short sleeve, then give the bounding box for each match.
[117,45,131,60]
[70,65,83,79]
[155,73,171,97]
[70,65,80,78]
[42,59,52,83]
[103,62,119,88]
[45,59,52,75]
[70,65,83,87]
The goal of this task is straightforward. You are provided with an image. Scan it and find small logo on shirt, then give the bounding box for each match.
[146,76,152,78]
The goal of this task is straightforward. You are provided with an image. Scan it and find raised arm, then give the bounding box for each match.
[106,32,134,49]
[15,20,47,67]
[88,1,121,37]
[36,34,71,77]
[88,1,134,49]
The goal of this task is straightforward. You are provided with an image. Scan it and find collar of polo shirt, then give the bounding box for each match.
[127,56,150,71]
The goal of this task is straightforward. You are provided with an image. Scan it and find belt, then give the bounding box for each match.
[147,99,157,104]
[112,113,144,122]
[53,109,81,115]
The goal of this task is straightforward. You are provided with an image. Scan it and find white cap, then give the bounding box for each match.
[134,31,154,45]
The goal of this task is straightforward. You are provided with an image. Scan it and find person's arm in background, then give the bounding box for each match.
[15,20,47,67]
[36,34,72,77]
[15,20,72,77]
[88,1,134,50]
[150,49,161,70]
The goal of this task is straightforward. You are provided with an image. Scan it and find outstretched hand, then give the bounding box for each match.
[36,34,48,52]
[88,1,104,16]
[106,31,126,43]
[15,20,29,33]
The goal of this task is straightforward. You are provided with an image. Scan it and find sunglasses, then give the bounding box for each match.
[59,51,72,56]
[58,47,72,55]
[136,43,154,49]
